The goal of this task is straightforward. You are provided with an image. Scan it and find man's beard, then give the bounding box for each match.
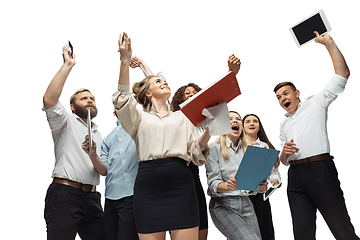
[73,103,98,120]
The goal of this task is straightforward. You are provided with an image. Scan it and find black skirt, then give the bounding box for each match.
[133,157,199,234]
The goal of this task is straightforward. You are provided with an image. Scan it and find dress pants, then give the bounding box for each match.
[287,159,359,240]
[104,196,139,240]
[209,196,261,240]
[44,183,105,240]
[249,193,275,240]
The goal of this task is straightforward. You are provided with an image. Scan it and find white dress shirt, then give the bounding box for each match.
[279,74,347,163]
[43,102,102,185]
[112,85,209,165]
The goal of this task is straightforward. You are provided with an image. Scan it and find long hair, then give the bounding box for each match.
[170,83,202,111]
[243,114,280,168]
[217,111,248,159]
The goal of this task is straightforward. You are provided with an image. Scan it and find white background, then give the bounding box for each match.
[1,0,359,239]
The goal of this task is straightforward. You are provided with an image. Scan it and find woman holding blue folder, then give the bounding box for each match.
[243,114,281,240]
[205,111,268,240]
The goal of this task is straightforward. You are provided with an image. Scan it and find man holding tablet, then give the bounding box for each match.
[274,32,359,240]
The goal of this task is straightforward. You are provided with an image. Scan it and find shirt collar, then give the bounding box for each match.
[285,102,302,117]
[225,137,241,151]
[75,114,98,131]
[247,138,261,145]
[149,105,171,118]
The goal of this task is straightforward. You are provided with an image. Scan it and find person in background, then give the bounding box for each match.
[114,32,211,240]
[274,32,359,240]
[82,110,139,240]
[243,113,281,240]
[42,44,104,240]
[206,111,267,240]
[168,54,241,240]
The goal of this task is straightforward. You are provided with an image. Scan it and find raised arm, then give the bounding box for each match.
[118,32,132,86]
[43,45,76,109]
[314,31,350,79]
[130,56,154,77]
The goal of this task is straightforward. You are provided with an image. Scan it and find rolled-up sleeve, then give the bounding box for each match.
[42,102,67,133]
[315,74,348,108]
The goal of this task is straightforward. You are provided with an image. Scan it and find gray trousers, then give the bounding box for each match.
[209,196,261,240]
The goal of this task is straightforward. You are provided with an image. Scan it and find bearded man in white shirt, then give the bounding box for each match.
[274,32,359,240]
[42,44,104,240]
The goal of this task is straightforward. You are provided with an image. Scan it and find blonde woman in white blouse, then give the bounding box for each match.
[113,32,211,240]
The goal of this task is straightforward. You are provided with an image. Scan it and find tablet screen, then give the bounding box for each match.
[292,13,327,45]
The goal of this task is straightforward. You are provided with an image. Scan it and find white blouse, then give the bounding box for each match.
[112,85,209,165]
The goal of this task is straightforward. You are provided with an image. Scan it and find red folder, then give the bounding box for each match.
[180,71,241,126]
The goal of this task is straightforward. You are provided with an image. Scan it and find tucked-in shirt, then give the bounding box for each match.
[112,85,209,165]
[43,102,102,186]
[248,138,281,184]
[280,74,347,163]
[101,120,138,200]
[206,137,254,198]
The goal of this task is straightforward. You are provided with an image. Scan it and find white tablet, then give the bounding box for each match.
[263,180,281,201]
[289,9,332,47]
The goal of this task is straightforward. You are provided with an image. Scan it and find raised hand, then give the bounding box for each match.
[228,54,241,75]
[314,31,335,47]
[62,45,76,66]
[118,32,132,62]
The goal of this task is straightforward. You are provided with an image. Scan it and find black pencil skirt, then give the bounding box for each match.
[133,157,199,234]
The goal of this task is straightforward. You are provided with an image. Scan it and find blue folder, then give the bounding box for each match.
[235,145,280,192]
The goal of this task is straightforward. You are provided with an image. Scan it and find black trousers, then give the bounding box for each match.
[287,159,359,240]
[104,197,139,240]
[249,193,275,240]
[44,183,105,240]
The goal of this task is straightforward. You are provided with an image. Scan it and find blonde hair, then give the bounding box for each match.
[217,111,248,159]
[132,73,166,112]
[70,88,93,105]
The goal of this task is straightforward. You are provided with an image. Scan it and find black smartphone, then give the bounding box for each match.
[68,40,73,58]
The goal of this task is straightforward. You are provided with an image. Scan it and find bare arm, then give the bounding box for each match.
[314,31,350,79]
[118,32,132,86]
[198,127,211,148]
[43,45,75,109]
[130,56,154,77]
[82,135,107,176]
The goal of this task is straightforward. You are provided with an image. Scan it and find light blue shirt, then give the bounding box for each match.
[101,120,138,200]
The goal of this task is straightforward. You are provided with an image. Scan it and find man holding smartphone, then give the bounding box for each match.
[274,32,359,240]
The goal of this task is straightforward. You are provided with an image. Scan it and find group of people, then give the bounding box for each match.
[42,31,359,240]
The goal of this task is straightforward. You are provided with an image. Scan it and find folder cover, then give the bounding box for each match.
[235,145,280,192]
[180,71,240,126]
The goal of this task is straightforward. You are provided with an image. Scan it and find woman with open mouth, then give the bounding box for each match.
[205,111,268,240]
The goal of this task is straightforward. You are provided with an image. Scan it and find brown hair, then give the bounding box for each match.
[273,82,297,93]
[170,83,202,111]
[70,88,93,105]
[243,114,280,168]
[217,111,248,159]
